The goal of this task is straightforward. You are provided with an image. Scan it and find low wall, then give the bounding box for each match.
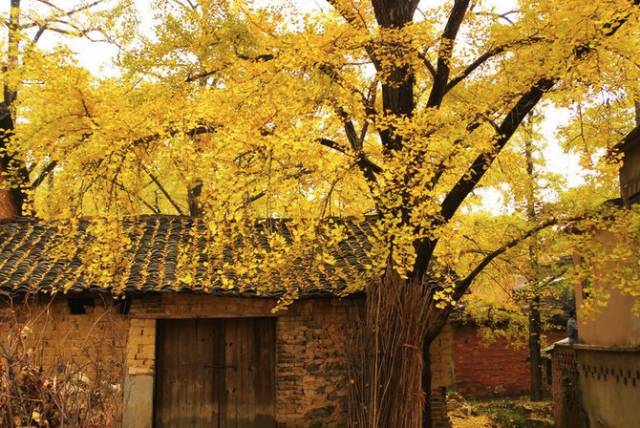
[552,344,640,428]
[577,347,640,428]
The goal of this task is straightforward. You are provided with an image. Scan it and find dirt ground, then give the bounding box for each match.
[448,394,555,428]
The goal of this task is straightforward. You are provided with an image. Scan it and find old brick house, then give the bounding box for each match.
[0,216,453,428]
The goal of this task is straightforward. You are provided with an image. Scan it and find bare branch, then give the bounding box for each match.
[58,0,107,18]
[318,137,383,175]
[31,160,57,189]
[241,167,314,208]
[33,0,64,13]
[168,0,199,11]
[325,0,369,29]
[454,215,585,300]
[139,164,185,215]
[111,179,160,214]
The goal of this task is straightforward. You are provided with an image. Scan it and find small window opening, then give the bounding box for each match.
[67,296,95,315]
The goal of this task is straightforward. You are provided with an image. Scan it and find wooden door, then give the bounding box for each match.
[154,318,276,428]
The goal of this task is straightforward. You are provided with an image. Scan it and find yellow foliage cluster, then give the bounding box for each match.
[1,0,639,312]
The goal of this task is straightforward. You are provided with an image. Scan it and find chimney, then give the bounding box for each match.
[620,102,640,205]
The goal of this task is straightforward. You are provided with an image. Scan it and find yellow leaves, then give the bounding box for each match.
[45,218,134,293]
[323,254,337,266]
[179,273,193,285]
[570,205,640,320]
[3,0,639,323]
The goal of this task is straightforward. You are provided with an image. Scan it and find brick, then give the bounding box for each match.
[451,324,564,398]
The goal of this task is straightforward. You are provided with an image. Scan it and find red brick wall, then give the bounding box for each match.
[452,325,565,398]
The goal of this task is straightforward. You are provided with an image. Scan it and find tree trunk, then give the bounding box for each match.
[524,117,544,401]
[0,0,28,219]
[422,340,432,428]
[529,296,543,401]
[188,180,203,216]
[0,110,22,220]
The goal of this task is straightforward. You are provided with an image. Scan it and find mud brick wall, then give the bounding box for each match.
[0,295,129,425]
[1,293,454,428]
[0,295,129,382]
[275,300,453,428]
[453,324,564,398]
[275,298,357,428]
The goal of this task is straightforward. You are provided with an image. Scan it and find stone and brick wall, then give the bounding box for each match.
[0,295,128,382]
[551,344,585,428]
[0,295,129,423]
[452,324,564,398]
[1,293,453,428]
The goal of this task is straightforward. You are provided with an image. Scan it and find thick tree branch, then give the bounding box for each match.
[453,215,584,300]
[602,0,640,36]
[370,0,420,28]
[129,124,218,149]
[318,137,348,154]
[417,51,437,79]
[410,80,554,281]
[440,78,556,221]
[185,69,218,83]
[426,0,471,108]
[445,36,546,94]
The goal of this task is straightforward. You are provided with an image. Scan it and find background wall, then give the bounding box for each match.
[452,324,564,398]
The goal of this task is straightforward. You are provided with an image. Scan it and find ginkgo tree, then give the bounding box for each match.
[0,0,133,218]
[4,0,640,427]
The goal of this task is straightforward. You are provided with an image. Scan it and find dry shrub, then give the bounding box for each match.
[346,268,438,428]
[0,297,122,427]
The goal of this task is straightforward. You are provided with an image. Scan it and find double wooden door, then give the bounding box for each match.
[154,318,276,428]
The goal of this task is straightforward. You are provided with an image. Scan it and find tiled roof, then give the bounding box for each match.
[0,215,378,297]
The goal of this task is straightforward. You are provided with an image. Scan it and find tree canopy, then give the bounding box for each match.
[2,1,640,425]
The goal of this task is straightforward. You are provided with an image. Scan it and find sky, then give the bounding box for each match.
[11,0,584,211]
